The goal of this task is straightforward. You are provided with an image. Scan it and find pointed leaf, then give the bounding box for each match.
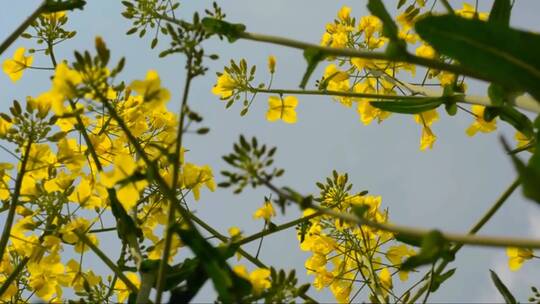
[415,15,540,102]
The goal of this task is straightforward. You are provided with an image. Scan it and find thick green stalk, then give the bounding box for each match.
[155,57,194,304]
[0,140,32,262]
[264,180,539,249]
[75,230,139,293]
[406,178,520,303]
[0,1,46,55]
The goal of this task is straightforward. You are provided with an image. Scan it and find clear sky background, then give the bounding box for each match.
[1,0,540,302]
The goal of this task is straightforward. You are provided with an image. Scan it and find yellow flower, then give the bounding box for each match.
[228,226,242,239]
[233,265,271,295]
[268,55,276,74]
[379,267,393,290]
[2,47,33,82]
[68,176,103,209]
[266,95,298,123]
[515,131,534,152]
[212,71,237,99]
[253,201,276,221]
[337,6,351,22]
[466,105,497,136]
[114,272,140,302]
[27,254,65,301]
[359,15,382,39]
[416,44,437,59]
[456,3,489,21]
[386,245,416,281]
[130,70,171,107]
[101,154,147,210]
[506,247,534,271]
[181,163,216,201]
[0,116,13,137]
[52,62,82,99]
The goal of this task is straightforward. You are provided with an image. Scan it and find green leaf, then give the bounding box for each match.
[367,0,406,55]
[429,268,456,292]
[489,0,512,26]
[395,233,422,247]
[300,48,327,89]
[369,98,445,114]
[201,18,246,43]
[415,15,540,102]
[401,230,453,270]
[498,106,534,137]
[166,259,208,303]
[174,227,252,302]
[490,269,517,304]
[43,0,86,12]
[505,140,540,204]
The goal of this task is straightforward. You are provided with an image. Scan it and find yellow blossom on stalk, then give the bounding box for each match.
[181,163,216,201]
[506,247,534,271]
[148,234,182,260]
[2,47,33,82]
[438,71,456,87]
[266,95,298,123]
[415,44,437,59]
[466,105,497,136]
[212,71,237,99]
[323,64,352,107]
[253,201,276,221]
[330,279,351,304]
[305,253,327,275]
[386,244,416,281]
[337,6,351,22]
[379,267,393,290]
[68,176,104,209]
[130,70,171,107]
[233,265,271,295]
[268,55,276,74]
[114,272,140,302]
[415,110,439,150]
[228,226,242,239]
[359,15,381,39]
[515,131,534,152]
[27,254,65,301]
[41,10,66,21]
[52,62,82,99]
[64,260,101,292]
[0,116,12,137]
[456,3,489,20]
[60,217,99,253]
[101,154,147,210]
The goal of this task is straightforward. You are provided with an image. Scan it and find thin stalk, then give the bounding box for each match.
[249,88,428,100]
[264,180,540,249]
[0,140,32,262]
[406,178,520,303]
[75,230,138,293]
[236,211,321,246]
[155,57,194,304]
[0,1,46,55]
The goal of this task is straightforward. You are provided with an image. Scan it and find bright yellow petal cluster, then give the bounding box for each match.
[253,201,276,221]
[466,105,497,136]
[233,265,271,295]
[266,95,298,124]
[506,247,534,271]
[2,47,33,82]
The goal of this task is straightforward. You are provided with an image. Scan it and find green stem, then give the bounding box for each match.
[440,0,455,13]
[236,212,321,246]
[155,57,193,304]
[264,180,539,249]
[0,140,32,263]
[0,1,46,55]
[249,88,429,100]
[406,178,520,303]
[75,230,139,293]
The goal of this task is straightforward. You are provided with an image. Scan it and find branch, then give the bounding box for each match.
[75,230,139,293]
[0,1,46,55]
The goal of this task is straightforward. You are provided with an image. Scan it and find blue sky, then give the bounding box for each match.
[1,0,540,302]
